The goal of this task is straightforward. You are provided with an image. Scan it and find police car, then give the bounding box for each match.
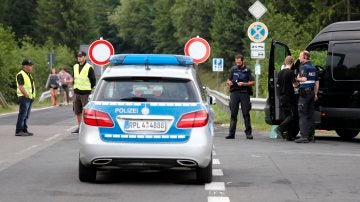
[79,54,215,183]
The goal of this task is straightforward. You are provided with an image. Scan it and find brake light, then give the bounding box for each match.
[83,109,114,127]
[177,110,208,128]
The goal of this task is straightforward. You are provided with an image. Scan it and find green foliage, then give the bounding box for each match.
[0,26,19,102]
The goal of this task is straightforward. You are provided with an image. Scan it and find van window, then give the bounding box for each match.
[331,42,360,81]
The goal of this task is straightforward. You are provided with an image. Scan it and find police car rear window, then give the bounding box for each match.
[93,77,199,102]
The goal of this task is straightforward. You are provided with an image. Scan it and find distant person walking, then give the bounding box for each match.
[15,59,36,136]
[47,68,60,106]
[71,51,96,134]
[275,56,299,141]
[225,54,255,140]
[295,51,319,143]
[58,67,73,105]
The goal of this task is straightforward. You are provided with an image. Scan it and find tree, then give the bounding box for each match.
[152,0,179,53]
[36,0,97,52]
[0,0,37,41]
[108,0,156,53]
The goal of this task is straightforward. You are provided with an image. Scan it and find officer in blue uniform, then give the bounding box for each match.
[295,51,319,143]
[225,54,255,139]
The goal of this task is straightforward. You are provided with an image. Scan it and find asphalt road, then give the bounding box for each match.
[1,105,360,202]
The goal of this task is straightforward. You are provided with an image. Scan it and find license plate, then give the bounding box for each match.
[124,120,166,132]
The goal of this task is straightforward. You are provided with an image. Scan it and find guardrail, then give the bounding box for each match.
[207,88,266,111]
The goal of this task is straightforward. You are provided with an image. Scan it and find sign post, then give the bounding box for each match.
[248,0,268,98]
[212,58,224,90]
[184,36,211,66]
[88,38,115,75]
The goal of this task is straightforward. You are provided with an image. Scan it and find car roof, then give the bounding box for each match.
[102,54,196,80]
[309,21,360,45]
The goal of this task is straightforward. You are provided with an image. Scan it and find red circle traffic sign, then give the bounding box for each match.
[88,39,114,66]
[184,37,211,64]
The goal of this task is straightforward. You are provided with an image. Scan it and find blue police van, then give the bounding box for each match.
[78,54,215,183]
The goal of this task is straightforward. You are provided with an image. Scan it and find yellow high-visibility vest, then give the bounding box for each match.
[16,70,36,99]
[73,63,92,91]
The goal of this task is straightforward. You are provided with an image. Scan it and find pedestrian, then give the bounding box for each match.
[47,68,60,106]
[58,67,73,105]
[275,56,299,141]
[295,51,319,143]
[225,54,255,139]
[15,59,36,136]
[71,51,96,134]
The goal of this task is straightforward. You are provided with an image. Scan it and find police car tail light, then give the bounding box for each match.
[83,109,114,127]
[177,110,208,128]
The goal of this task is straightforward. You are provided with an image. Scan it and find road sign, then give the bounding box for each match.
[212,58,224,72]
[248,0,268,20]
[250,42,265,51]
[247,22,268,43]
[88,39,114,66]
[251,50,265,59]
[184,36,211,64]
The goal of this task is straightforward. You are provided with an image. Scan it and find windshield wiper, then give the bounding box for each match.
[119,97,148,102]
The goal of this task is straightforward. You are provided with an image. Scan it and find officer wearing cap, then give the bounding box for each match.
[15,59,36,136]
[71,51,96,134]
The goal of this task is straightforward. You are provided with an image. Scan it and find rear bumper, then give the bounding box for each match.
[79,125,213,168]
[316,107,360,130]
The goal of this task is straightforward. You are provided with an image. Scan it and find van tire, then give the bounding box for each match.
[336,129,359,139]
[79,159,97,182]
[196,159,212,184]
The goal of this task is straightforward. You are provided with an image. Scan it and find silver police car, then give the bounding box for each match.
[79,54,215,183]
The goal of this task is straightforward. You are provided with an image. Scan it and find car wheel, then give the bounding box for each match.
[196,159,212,184]
[336,129,359,139]
[79,159,97,182]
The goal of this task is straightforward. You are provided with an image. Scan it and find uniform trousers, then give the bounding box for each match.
[229,91,252,137]
[298,90,315,138]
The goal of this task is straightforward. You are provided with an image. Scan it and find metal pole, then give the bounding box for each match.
[255,59,259,98]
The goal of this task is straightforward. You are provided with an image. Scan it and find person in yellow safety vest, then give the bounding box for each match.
[71,51,96,134]
[15,59,36,136]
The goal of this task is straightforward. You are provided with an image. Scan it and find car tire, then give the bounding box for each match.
[336,129,359,139]
[196,159,212,184]
[79,159,97,182]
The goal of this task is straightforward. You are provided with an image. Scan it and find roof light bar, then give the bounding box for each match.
[109,54,194,66]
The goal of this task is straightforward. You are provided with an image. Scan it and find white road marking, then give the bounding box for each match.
[212,150,217,155]
[213,159,220,165]
[16,145,39,154]
[45,133,62,142]
[208,196,230,202]
[205,182,225,191]
[67,125,78,132]
[213,169,224,176]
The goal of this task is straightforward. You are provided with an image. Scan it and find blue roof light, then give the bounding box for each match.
[110,54,194,66]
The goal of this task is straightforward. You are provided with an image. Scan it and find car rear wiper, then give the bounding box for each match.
[119,97,148,102]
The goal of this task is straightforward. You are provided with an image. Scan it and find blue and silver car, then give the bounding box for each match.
[79,54,215,183]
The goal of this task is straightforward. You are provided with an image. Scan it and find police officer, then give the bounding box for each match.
[295,51,319,143]
[71,51,96,134]
[225,54,255,139]
[15,59,36,136]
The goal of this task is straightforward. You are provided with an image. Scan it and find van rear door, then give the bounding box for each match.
[265,40,291,125]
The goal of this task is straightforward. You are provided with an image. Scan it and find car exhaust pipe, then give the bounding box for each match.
[92,159,112,165]
[177,160,197,167]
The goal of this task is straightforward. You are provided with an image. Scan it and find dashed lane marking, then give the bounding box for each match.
[213,169,224,176]
[213,159,220,165]
[205,182,226,191]
[208,196,230,202]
